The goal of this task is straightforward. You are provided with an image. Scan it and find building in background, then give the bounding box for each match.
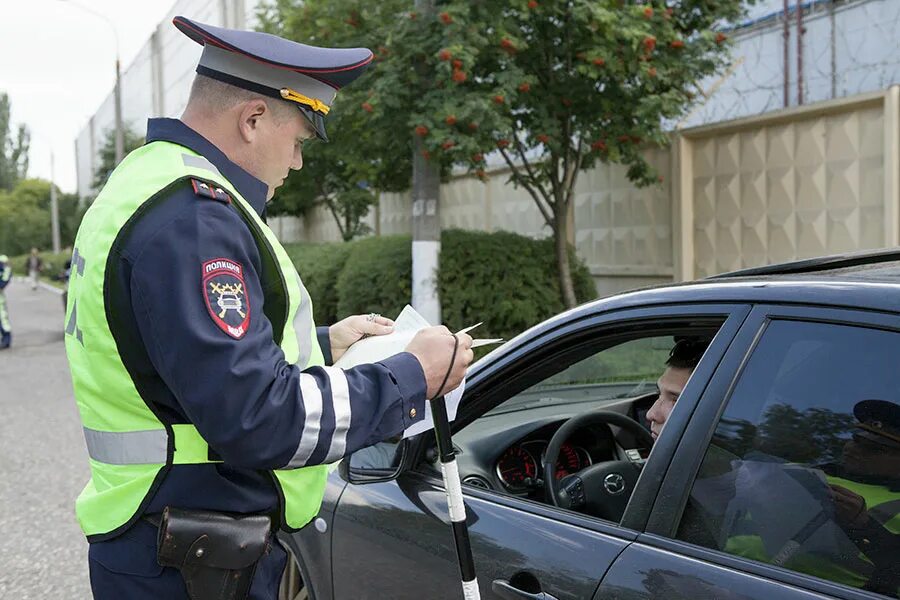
[74,0,257,200]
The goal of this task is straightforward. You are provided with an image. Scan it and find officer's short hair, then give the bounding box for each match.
[666,337,711,370]
[188,74,298,123]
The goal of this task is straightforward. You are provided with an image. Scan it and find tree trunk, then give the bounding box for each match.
[554,205,578,309]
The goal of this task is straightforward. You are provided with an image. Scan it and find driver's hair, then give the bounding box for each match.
[666,337,711,370]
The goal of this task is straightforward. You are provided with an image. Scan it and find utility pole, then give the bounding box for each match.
[114,57,124,164]
[59,1,123,164]
[797,0,804,105]
[783,0,790,107]
[50,150,60,254]
[411,0,441,325]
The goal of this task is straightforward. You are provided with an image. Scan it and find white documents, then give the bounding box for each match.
[332,305,502,438]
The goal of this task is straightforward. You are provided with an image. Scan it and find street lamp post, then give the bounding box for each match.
[30,128,62,254]
[59,0,123,164]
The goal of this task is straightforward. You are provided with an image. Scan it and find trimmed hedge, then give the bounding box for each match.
[284,229,596,342]
[335,235,413,321]
[285,242,353,326]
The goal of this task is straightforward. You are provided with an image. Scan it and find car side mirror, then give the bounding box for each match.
[339,438,409,485]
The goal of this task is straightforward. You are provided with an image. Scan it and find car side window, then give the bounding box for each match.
[453,329,722,517]
[676,319,900,598]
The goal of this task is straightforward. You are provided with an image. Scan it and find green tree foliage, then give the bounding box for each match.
[263,0,752,304]
[259,0,413,240]
[0,92,30,191]
[0,179,83,256]
[92,125,145,194]
[372,0,751,307]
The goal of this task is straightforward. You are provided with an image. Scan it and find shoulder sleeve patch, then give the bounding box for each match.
[190,178,232,204]
[202,258,249,339]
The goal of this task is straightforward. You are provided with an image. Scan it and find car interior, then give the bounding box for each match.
[416,319,726,524]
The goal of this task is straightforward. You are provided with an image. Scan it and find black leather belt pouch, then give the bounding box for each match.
[155,507,272,600]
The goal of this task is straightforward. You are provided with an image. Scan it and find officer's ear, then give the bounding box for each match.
[238,99,269,143]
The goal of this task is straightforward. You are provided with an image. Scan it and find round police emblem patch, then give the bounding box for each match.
[202,258,250,339]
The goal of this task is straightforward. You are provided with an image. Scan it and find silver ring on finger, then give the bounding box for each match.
[366,312,379,322]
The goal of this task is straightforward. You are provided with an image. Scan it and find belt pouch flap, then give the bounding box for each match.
[157,507,272,570]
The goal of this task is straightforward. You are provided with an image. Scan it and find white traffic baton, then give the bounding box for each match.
[430,392,481,600]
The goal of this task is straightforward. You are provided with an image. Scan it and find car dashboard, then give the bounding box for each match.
[430,392,657,503]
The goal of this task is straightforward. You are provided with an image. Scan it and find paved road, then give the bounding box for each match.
[0,280,92,598]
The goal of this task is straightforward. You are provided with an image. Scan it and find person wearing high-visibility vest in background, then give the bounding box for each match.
[65,16,474,600]
[0,254,11,349]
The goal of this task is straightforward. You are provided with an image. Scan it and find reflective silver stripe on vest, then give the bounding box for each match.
[182,154,222,177]
[83,427,167,465]
[323,367,351,463]
[287,373,325,467]
[293,272,315,368]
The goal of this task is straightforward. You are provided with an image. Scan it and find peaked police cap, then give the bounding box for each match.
[853,399,900,448]
[174,16,374,142]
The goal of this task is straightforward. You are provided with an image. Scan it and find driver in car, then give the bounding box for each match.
[645,337,710,441]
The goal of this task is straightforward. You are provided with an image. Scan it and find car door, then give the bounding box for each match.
[328,304,751,600]
[596,304,900,600]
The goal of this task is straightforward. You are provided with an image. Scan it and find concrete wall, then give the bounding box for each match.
[74,0,258,199]
[677,86,899,279]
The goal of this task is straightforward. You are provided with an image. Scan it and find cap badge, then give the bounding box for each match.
[279,87,330,115]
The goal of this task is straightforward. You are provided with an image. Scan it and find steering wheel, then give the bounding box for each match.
[543,409,654,522]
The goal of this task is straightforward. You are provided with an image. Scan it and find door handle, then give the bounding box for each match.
[492,579,559,600]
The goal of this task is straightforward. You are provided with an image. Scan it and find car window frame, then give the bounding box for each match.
[403,302,752,537]
[642,303,900,600]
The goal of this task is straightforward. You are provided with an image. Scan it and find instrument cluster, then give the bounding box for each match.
[495,440,592,491]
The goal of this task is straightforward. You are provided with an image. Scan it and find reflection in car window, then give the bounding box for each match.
[486,337,672,417]
[677,320,900,598]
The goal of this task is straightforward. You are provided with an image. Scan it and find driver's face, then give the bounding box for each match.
[647,366,693,441]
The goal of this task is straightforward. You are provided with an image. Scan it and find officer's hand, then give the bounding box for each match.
[405,326,474,399]
[329,314,395,362]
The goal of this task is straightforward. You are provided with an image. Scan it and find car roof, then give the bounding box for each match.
[524,251,900,344]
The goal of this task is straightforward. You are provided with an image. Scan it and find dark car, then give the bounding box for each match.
[279,250,900,600]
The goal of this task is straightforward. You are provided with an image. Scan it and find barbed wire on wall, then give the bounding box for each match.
[686,0,900,128]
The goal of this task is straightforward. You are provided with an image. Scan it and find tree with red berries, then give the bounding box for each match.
[365,0,749,307]
[261,0,749,306]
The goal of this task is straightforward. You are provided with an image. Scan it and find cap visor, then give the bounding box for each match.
[853,426,900,449]
[298,106,328,142]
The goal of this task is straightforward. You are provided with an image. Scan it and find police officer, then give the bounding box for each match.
[0,254,11,349]
[65,16,474,600]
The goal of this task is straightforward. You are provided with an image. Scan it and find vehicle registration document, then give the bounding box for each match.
[333,305,502,438]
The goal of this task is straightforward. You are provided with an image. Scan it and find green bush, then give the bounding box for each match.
[9,250,72,281]
[286,229,596,343]
[334,235,413,320]
[284,242,353,326]
[439,229,594,339]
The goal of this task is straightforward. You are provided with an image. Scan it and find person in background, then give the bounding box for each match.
[0,254,11,349]
[26,247,42,291]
